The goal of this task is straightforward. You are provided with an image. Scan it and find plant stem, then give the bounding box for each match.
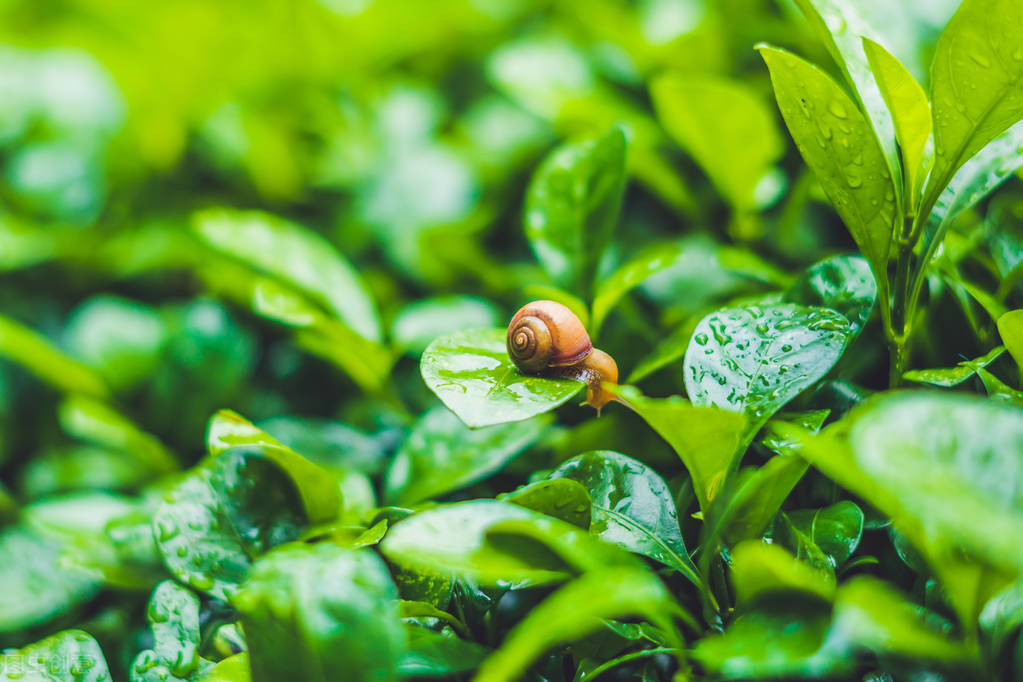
[887,224,915,388]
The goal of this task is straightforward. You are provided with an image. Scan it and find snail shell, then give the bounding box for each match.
[506,301,593,373]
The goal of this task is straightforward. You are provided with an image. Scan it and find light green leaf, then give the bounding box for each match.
[193,209,381,342]
[650,72,782,211]
[784,500,865,568]
[998,309,1023,369]
[862,37,932,206]
[903,345,1006,386]
[618,387,746,511]
[232,543,404,682]
[550,450,700,587]
[153,449,308,600]
[0,629,111,682]
[730,541,836,605]
[720,454,810,545]
[472,569,683,682]
[207,410,340,523]
[792,0,902,197]
[384,406,549,506]
[420,328,583,429]
[684,303,852,436]
[499,478,591,529]
[0,314,109,399]
[758,45,897,278]
[198,654,250,682]
[926,0,1023,215]
[590,242,686,337]
[783,255,877,336]
[524,127,627,300]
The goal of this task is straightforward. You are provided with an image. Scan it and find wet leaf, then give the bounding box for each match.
[0,629,111,681]
[420,328,583,429]
[903,345,1006,386]
[130,581,209,682]
[550,450,700,586]
[499,478,591,529]
[783,500,865,569]
[784,255,877,336]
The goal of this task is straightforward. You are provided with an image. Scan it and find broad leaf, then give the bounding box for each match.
[384,406,549,506]
[926,0,1023,213]
[232,543,405,682]
[590,242,687,337]
[152,448,308,600]
[999,309,1023,369]
[862,37,932,206]
[524,127,627,300]
[499,478,591,529]
[399,626,489,678]
[619,387,746,511]
[473,569,683,682]
[0,630,111,681]
[193,209,381,341]
[650,72,782,211]
[550,450,700,587]
[758,45,897,278]
[683,303,852,435]
[420,328,583,429]
[784,255,877,336]
[720,454,810,545]
[793,0,902,196]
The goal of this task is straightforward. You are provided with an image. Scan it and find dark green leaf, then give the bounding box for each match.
[784,255,877,336]
[384,406,549,506]
[420,328,583,429]
[524,127,627,300]
[399,626,489,677]
[550,450,700,586]
[758,45,897,279]
[720,454,809,545]
[784,500,865,568]
[232,543,404,682]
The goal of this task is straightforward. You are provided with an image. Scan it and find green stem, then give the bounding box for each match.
[887,221,915,388]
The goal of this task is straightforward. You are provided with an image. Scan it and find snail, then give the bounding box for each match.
[506,300,619,412]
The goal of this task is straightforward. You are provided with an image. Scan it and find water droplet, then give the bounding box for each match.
[781,344,793,353]
[970,52,991,68]
[828,100,848,118]
[694,333,709,346]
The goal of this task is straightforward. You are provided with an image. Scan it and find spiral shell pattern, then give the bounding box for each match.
[506,301,592,374]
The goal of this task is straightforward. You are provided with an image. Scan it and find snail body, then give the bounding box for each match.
[506,301,618,411]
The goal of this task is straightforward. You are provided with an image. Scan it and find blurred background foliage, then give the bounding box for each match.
[2,0,1017,676]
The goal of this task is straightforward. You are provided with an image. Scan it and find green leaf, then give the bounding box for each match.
[683,303,852,435]
[0,629,111,681]
[399,626,489,678]
[232,543,404,682]
[472,568,683,682]
[420,328,583,429]
[650,72,783,211]
[848,391,1023,573]
[391,296,499,355]
[792,0,902,197]
[998,309,1023,369]
[198,654,251,682]
[379,500,632,588]
[152,448,308,600]
[903,345,1006,386]
[550,450,700,587]
[130,581,208,682]
[590,242,687,337]
[0,526,99,634]
[618,387,746,511]
[0,314,109,399]
[926,0,1023,215]
[862,37,933,206]
[59,395,177,475]
[207,410,340,523]
[720,454,810,545]
[758,45,897,279]
[383,406,549,506]
[784,255,877,336]
[193,209,381,341]
[980,367,1023,405]
[499,478,591,529]
[730,541,836,605]
[524,127,627,300]
[784,500,865,568]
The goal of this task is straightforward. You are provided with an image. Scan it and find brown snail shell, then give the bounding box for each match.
[506,300,618,412]
[506,301,593,373]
